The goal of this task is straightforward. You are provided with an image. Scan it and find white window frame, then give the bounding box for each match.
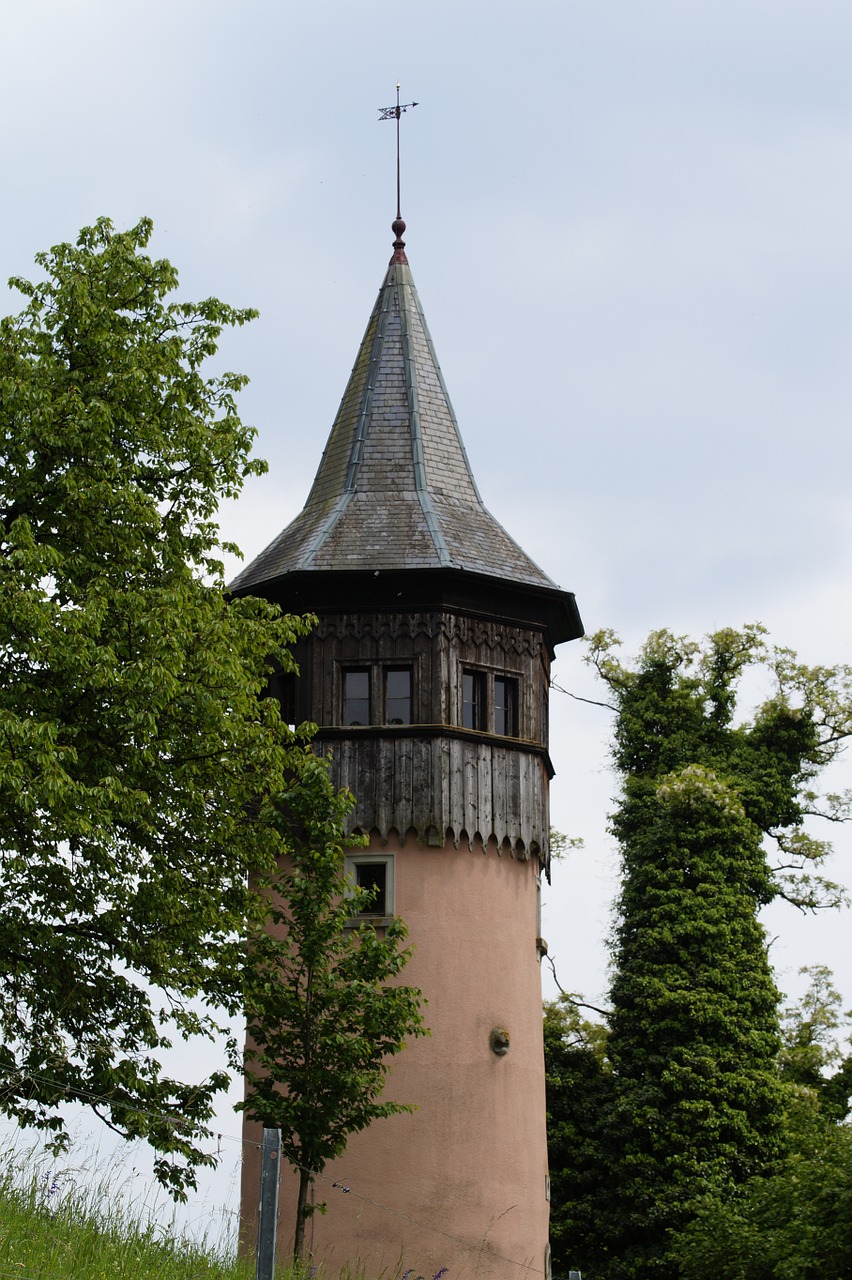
[343,853,395,925]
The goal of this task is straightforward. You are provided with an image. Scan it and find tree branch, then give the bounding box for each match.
[544,954,611,1018]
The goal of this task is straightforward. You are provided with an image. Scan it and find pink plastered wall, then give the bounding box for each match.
[243,831,550,1280]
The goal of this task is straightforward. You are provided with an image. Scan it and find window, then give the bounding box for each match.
[494,676,518,737]
[343,670,370,725]
[461,670,520,734]
[340,666,415,726]
[355,861,387,914]
[269,669,296,728]
[344,854,395,919]
[385,668,412,725]
[462,670,486,730]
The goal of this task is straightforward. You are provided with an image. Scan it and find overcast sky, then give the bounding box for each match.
[3,0,851,1241]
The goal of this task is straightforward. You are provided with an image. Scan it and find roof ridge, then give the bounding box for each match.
[398,266,452,567]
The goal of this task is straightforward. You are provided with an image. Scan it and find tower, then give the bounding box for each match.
[233,214,582,1279]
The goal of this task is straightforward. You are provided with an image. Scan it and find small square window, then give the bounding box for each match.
[344,854,395,919]
[343,670,370,725]
[385,668,412,725]
[462,670,486,730]
[494,676,518,737]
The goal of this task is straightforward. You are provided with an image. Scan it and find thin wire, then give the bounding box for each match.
[550,676,616,711]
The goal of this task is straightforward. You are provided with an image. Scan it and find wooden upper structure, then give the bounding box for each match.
[229,220,582,871]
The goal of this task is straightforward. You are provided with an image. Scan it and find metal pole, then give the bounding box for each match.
[256,1126,281,1280]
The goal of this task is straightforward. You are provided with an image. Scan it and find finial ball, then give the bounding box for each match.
[392,217,406,239]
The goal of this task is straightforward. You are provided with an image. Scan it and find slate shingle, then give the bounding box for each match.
[228,253,558,594]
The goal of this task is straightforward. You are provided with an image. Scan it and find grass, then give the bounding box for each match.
[0,1143,258,1280]
[0,1142,442,1280]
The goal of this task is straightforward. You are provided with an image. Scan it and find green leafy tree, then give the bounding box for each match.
[778,965,852,1121]
[546,627,852,1278]
[0,217,321,1193]
[672,1120,852,1280]
[239,759,426,1262]
[544,999,615,1277]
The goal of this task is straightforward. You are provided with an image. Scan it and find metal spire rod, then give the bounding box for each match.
[379,83,418,219]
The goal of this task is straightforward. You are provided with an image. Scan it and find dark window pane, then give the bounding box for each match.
[356,862,387,915]
[494,677,517,736]
[343,670,370,725]
[462,671,484,730]
[269,670,296,727]
[386,668,411,725]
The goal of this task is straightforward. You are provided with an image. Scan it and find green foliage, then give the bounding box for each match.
[589,625,852,909]
[544,1000,616,1277]
[549,829,585,861]
[545,979,852,1280]
[605,759,785,1277]
[239,758,426,1261]
[546,627,852,1279]
[0,217,320,1193]
[672,1122,852,1280]
[588,622,849,906]
[779,965,852,1121]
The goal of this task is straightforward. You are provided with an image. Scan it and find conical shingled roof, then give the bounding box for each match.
[228,235,561,596]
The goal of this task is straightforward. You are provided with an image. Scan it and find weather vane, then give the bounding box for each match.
[379,83,419,223]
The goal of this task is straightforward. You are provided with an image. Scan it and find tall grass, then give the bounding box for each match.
[0,1141,442,1280]
[0,1142,257,1280]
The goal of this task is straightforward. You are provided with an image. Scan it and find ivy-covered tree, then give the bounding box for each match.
[591,626,852,912]
[671,966,852,1279]
[605,759,786,1278]
[240,758,425,1262]
[0,217,322,1193]
[546,627,852,1278]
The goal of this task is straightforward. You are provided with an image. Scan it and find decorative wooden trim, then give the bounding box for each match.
[346,821,545,865]
[312,610,546,659]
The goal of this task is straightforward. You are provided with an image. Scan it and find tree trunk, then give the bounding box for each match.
[293,969,314,1263]
[293,1167,311,1262]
